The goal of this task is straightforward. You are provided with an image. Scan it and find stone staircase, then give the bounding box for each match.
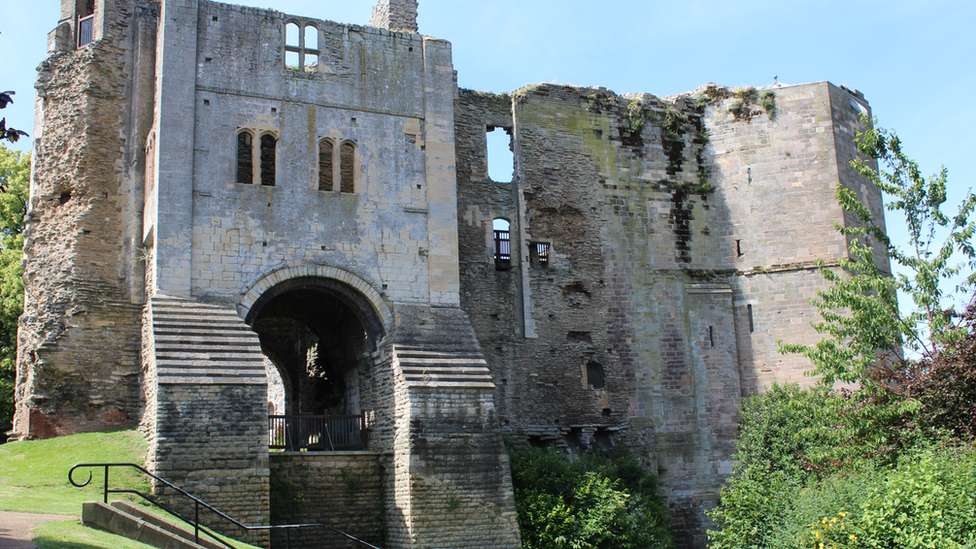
[393,305,494,388]
[83,500,227,549]
[150,295,265,385]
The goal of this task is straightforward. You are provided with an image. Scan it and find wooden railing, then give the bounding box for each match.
[269,413,367,451]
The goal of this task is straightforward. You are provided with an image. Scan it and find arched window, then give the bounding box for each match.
[493,218,511,271]
[340,141,355,193]
[284,20,319,72]
[318,139,334,191]
[260,134,277,186]
[237,131,254,184]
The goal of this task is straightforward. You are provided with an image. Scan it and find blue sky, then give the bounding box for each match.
[2,0,975,307]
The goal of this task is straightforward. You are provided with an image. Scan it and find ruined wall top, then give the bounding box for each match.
[369,0,418,33]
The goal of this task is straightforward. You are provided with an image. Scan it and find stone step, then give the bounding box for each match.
[150,295,265,385]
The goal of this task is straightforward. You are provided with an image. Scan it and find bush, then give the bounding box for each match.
[509,445,672,549]
[708,384,843,549]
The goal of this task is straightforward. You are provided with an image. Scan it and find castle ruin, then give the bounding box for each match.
[13,0,887,547]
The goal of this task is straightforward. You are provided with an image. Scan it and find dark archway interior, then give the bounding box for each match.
[252,288,371,416]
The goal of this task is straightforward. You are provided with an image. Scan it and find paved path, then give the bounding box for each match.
[0,512,77,549]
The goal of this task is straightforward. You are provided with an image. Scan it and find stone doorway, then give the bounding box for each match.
[245,276,387,452]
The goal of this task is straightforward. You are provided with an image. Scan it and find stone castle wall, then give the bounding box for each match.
[269,452,386,549]
[14,0,156,439]
[18,0,887,547]
[453,81,882,546]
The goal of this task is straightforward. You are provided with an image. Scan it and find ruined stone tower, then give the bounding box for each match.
[16,0,885,547]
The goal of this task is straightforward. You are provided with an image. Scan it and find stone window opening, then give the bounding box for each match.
[747,304,755,333]
[318,139,334,191]
[76,0,95,48]
[339,141,356,193]
[285,21,320,72]
[237,130,277,186]
[531,241,550,268]
[586,361,604,390]
[708,326,715,347]
[236,130,254,184]
[493,218,511,271]
[259,133,277,186]
[486,126,514,182]
[736,239,743,257]
[317,138,356,192]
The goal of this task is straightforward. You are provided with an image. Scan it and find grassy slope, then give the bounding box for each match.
[0,429,259,549]
[0,429,148,514]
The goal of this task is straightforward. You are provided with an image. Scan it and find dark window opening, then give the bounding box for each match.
[59,191,71,205]
[260,134,276,186]
[493,219,511,271]
[533,242,550,268]
[586,361,604,389]
[237,131,253,184]
[340,142,355,193]
[736,239,743,257]
[709,326,715,347]
[747,304,755,333]
[318,139,333,191]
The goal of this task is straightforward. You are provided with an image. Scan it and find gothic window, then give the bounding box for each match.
[237,131,254,184]
[493,218,511,271]
[318,139,334,191]
[285,21,320,72]
[260,134,277,186]
[339,141,355,193]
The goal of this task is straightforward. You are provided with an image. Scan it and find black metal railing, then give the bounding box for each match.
[69,462,381,549]
[77,14,94,48]
[494,229,511,271]
[269,413,366,451]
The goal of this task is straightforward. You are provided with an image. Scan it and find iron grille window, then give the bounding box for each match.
[77,15,94,47]
[534,242,550,267]
[494,230,511,271]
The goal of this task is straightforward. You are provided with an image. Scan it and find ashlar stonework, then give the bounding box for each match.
[14,0,887,547]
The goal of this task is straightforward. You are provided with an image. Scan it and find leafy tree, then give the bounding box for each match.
[780,119,976,387]
[0,91,29,145]
[0,144,28,427]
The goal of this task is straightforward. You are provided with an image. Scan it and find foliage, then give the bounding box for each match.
[781,119,976,388]
[707,384,839,549]
[759,91,776,119]
[628,99,648,134]
[711,119,976,548]
[0,144,27,427]
[734,87,759,102]
[662,106,688,138]
[509,445,672,549]
[0,90,29,144]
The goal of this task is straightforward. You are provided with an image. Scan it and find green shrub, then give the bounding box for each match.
[509,445,672,549]
[858,444,976,548]
[708,384,841,549]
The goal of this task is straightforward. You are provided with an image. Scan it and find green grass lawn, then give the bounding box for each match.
[0,429,259,549]
[0,429,148,515]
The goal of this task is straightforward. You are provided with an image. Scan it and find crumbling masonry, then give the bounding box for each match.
[13,0,887,547]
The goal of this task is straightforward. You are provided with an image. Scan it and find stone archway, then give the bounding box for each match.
[240,267,393,452]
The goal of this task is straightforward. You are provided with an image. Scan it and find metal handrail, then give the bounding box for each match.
[69,462,382,549]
